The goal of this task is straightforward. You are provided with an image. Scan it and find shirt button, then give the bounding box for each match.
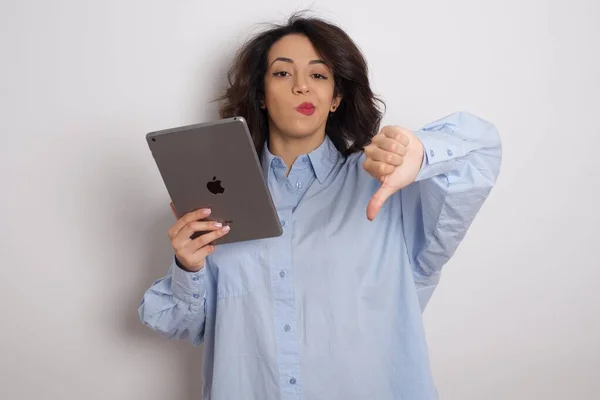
[192,276,199,281]
[279,271,286,278]
[280,220,286,227]
[430,149,435,158]
[193,294,200,299]
[296,182,302,189]
[283,324,291,332]
[289,377,297,384]
[447,149,453,156]
[302,157,309,163]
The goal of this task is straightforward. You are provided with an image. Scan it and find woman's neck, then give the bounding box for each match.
[267,131,326,176]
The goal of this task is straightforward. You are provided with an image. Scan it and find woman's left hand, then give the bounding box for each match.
[363,126,425,221]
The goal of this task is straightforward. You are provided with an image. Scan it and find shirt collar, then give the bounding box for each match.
[261,135,340,184]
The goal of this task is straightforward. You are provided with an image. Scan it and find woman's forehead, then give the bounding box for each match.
[268,34,324,64]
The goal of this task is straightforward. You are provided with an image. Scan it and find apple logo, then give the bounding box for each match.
[207,176,225,195]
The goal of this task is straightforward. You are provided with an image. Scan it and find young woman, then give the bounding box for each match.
[139,14,502,400]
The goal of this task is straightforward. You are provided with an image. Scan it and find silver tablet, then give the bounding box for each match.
[146,117,282,245]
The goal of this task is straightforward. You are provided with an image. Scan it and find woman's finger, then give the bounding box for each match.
[172,220,224,250]
[377,136,407,156]
[364,146,404,166]
[168,208,211,239]
[363,158,395,178]
[383,129,410,146]
[188,225,231,252]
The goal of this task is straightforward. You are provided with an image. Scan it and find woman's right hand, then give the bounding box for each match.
[167,204,230,272]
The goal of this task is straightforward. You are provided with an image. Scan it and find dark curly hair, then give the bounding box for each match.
[218,13,385,158]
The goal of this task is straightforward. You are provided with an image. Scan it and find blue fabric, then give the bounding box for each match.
[139,111,502,400]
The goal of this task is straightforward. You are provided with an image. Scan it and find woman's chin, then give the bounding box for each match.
[284,119,325,138]
[269,114,327,140]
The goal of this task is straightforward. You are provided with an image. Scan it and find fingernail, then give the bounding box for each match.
[221,226,230,233]
[213,222,222,228]
[203,208,211,215]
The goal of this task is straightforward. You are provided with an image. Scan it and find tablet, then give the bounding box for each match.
[146,117,282,245]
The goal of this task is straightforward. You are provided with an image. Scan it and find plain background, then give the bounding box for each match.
[1,0,599,399]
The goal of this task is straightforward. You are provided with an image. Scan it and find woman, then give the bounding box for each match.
[139,14,502,400]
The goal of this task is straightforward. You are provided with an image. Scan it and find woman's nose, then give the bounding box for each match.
[292,76,309,94]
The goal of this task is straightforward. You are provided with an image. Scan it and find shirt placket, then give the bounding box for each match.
[270,163,303,399]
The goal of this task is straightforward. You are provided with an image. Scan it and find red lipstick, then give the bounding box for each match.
[296,102,316,116]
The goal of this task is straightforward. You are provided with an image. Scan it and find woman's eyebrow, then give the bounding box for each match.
[270,57,326,67]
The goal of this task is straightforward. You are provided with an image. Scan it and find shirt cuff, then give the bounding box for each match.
[170,256,206,306]
[414,129,464,182]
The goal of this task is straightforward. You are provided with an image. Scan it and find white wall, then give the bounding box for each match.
[1,0,598,399]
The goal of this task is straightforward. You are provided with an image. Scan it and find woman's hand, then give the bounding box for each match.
[167,204,230,272]
[363,126,425,221]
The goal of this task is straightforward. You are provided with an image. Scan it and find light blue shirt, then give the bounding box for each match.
[138,111,502,400]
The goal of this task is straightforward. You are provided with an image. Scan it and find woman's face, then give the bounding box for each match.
[263,34,341,140]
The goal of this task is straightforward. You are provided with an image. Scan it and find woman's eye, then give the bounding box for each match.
[273,71,290,77]
[312,73,328,80]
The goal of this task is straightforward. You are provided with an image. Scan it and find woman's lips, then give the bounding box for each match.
[296,102,316,116]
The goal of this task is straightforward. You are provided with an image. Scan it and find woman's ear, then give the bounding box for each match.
[330,95,343,112]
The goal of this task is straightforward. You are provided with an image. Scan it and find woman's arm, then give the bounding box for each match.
[137,257,209,346]
[400,112,502,310]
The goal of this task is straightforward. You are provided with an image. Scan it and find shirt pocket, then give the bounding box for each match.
[207,240,268,299]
